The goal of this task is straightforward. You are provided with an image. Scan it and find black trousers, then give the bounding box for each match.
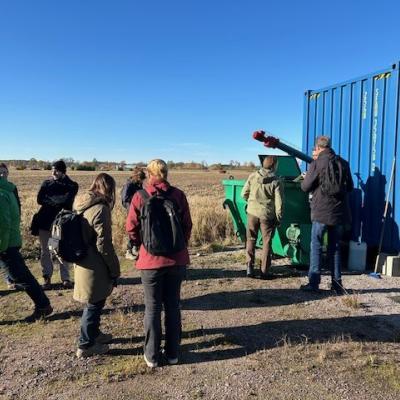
[140,266,186,363]
[1,247,50,309]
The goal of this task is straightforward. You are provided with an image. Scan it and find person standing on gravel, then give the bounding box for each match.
[241,156,283,280]
[121,167,146,260]
[33,160,78,289]
[73,173,120,358]
[126,159,192,368]
[300,135,353,294]
[0,163,23,290]
[0,163,53,322]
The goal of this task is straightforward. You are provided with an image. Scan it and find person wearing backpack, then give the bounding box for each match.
[73,173,120,358]
[300,136,354,294]
[241,156,283,279]
[120,167,146,260]
[34,160,78,289]
[0,163,53,322]
[126,159,192,368]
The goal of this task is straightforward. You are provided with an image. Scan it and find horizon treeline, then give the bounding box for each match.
[1,157,256,172]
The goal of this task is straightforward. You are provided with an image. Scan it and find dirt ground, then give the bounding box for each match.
[1,248,400,400]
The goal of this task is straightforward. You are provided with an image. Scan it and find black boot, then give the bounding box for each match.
[24,305,53,323]
[331,280,345,295]
[260,272,274,280]
[246,264,255,278]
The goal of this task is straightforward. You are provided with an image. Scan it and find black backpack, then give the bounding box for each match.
[320,156,348,196]
[138,189,186,256]
[49,209,89,263]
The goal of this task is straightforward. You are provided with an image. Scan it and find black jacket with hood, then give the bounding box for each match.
[301,148,353,226]
[36,175,79,231]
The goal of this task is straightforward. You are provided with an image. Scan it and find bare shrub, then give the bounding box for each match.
[342,294,362,309]
[188,195,235,246]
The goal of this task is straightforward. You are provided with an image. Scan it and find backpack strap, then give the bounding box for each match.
[138,189,151,202]
[261,176,278,184]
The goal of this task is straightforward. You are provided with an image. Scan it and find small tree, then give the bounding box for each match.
[28,158,37,169]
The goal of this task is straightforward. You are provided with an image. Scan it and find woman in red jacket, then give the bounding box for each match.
[126,159,192,368]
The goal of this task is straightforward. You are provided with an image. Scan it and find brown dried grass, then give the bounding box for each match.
[10,169,250,256]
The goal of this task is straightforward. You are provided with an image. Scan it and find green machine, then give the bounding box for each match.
[223,131,313,266]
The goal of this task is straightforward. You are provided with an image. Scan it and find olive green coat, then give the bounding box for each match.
[73,192,120,304]
[241,168,283,222]
[0,178,22,252]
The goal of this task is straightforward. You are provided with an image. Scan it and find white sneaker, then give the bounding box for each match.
[143,353,158,368]
[76,343,109,358]
[167,357,178,365]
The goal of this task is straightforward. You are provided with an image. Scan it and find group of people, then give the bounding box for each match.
[0,135,352,366]
[0,159,192,367]
[242,135,353,294]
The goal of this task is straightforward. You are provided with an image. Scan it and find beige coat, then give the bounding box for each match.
[73,192,120,304]
[241,168,283,222]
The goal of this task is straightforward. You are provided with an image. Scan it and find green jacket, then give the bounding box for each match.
[241,168,283,221]
[0,178,22,252]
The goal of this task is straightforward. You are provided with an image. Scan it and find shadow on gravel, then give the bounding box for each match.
[118,276,141,286]
[182,288,332,310]
[180,314,400,364]
[186,267,302,281]
[0,289,19,297]
[358,288,400,294]
[111,335,144,345]
[182,286,400,311]
[186,268,246,281]
[108,347,142,356]
[0,304,144,325]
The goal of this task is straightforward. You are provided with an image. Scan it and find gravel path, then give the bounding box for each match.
[1,249,400,399]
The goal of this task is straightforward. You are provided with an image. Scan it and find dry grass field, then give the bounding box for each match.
[11,168,250,258]
[1,169,400,399]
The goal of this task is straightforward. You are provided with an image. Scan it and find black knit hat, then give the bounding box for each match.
[52,160,67,173]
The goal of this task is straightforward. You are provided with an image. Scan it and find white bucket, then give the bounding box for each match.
[347,240,367,272]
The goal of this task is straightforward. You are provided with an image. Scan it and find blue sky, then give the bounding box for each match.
[1,0,400,164]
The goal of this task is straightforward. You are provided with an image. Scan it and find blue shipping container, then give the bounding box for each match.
[302,62,400,253]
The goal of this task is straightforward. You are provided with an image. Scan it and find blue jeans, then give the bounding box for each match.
[141,266,186,364]
[1,247,50,309]
[79,299,106,349]
[309,222,342,289]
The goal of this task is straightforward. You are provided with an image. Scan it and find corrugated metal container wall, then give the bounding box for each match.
[302,63,400,253]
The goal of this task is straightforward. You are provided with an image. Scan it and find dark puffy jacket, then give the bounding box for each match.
[36,175,79,231]
[301,148,354,226]
[121,179,143,210]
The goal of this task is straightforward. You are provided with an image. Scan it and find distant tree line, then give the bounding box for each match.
[1,158,256,171]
